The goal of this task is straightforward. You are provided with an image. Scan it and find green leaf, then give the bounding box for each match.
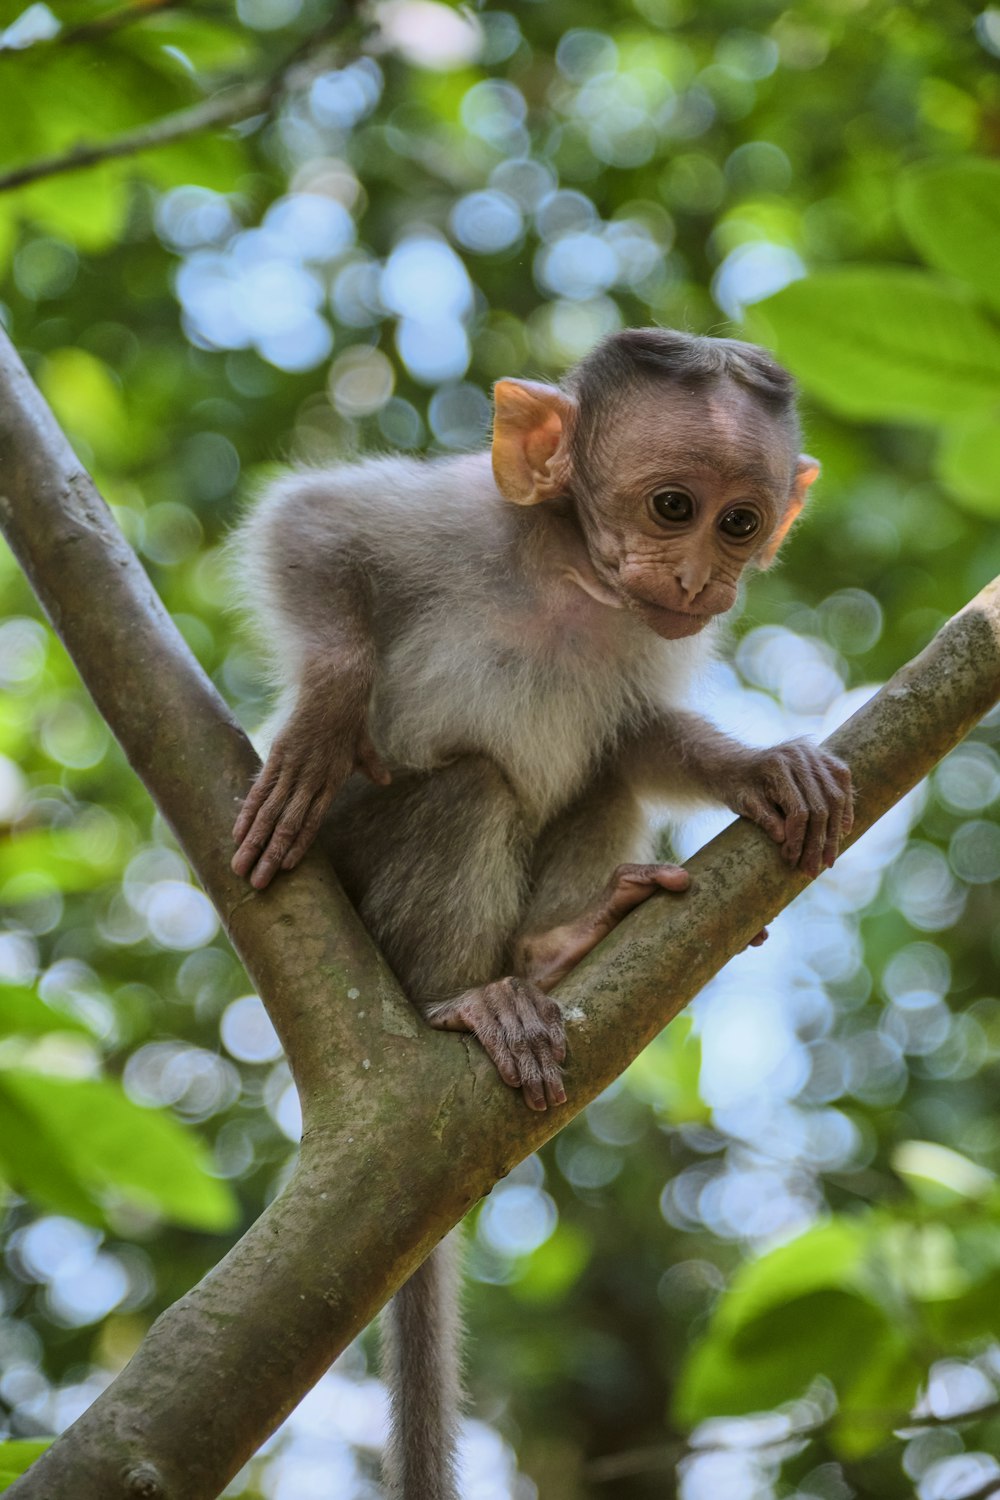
[36,348,132,467]
[15,165,130,254]
[924,1269,1000,1345]
[898,158,1000,312]
[673,1220,883,1423]
[0,1075,102,1225]
[0,1071,239,1232]
[676,1288,890,1424]
[0,825,126,893]
[834,1332,923,1458]
[0,1439,52,1492]
[892,1140,996,1206]
[748,269,1000,422]
[0,983,91,1038]
[138,129,247,194]
[936,412,1000,516]
[709,1218,873,1335]
[121,14,260,75]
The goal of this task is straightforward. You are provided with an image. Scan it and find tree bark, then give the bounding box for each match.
[2,325,999,1498]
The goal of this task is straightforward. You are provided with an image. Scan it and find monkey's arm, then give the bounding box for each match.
[623,709,854,879]
[232,639,389,889]
[232,482,390,889]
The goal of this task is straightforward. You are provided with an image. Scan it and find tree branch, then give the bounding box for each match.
[1,322,999,1498]
[0,0,183,54]
[56,0,184,46]
[0,7,358,195]
[586,1395,1000,1480]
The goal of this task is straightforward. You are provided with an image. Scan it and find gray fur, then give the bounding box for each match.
[231,330,828,1499]
[381,1236,463,1500]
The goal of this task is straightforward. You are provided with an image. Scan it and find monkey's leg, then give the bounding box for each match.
[513,774,691,992]
[325,756,531,999]
[325,763,538,1499]
[327,756,572,1112]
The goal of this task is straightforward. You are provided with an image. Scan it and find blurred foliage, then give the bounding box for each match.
[1,1,1000,1497]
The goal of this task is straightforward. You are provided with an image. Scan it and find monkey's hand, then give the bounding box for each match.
[427,981,567,1113]
[726,740,853,878]
[232,706,390,890]
[516,863,691,991]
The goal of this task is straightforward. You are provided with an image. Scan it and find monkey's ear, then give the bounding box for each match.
[492,379,577,505]
[758,454,821,567]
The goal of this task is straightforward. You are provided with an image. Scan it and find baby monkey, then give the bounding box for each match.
[232,328,852,1497]
[233,327,851,1109]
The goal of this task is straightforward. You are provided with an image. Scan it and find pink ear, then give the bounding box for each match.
[491,379,577,505]
[759,453,821,567]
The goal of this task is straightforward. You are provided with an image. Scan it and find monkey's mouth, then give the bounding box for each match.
[629,595,713,639]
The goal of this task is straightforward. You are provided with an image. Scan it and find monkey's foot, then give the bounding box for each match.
[427,980,567,1113]
[516,862,690,992]
[729,742,854,878]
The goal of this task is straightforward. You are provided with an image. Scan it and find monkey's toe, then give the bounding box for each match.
[428,980,567,1111]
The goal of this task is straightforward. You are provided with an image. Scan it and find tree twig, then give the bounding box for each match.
[0,7,356,196]
[51,0,181,46]
[2,319,1000,1497]
[586,1394,1000,1480]
[0,81,272,194]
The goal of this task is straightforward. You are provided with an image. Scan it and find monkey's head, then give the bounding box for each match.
[491,329,819,640]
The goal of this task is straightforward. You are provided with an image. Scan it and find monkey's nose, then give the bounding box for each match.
[675,566,710,603]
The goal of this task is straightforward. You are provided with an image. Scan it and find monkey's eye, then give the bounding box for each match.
[719,507,760,539]
[651,489,694,523]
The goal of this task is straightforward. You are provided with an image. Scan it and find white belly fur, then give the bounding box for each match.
[369,602,713,827]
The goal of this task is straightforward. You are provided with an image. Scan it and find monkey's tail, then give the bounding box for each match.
[381,1233,463,1500]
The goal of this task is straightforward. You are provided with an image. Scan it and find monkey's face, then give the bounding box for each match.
[572,382,812,641]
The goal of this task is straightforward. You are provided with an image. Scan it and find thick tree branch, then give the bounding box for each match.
[0,7,358,195]
[1,322,999,1498]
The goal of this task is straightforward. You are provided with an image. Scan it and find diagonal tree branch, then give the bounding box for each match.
[0,0,182,54]
[0,80,274,195]
[55,0,184,46]
[0,6,360,195]
[1,321,999,1498]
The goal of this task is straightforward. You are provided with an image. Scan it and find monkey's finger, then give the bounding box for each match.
[472,993,527,1092]
[426,992,524,1091]
[819,759,854,866]
[279,788,338,870]
[476,1022,523,1092]
[232,758,283,844]
[509,985,566,1110]
[235,781,311,886]
[748,928,769,948]
[819,776,847,869]
[510,1043,561,1112]
[528,987,568,1067]
[839,768,856,836]
[760,753,814,869]
[232,813,287,882]
[586,862,691,941]
[783,763,829,878]
[737,792,786,847]
[232,771,297,871]
[237,751,348,882]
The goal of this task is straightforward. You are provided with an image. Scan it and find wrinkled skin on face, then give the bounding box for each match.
[492,374,818,637]
[575,381,811,637]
